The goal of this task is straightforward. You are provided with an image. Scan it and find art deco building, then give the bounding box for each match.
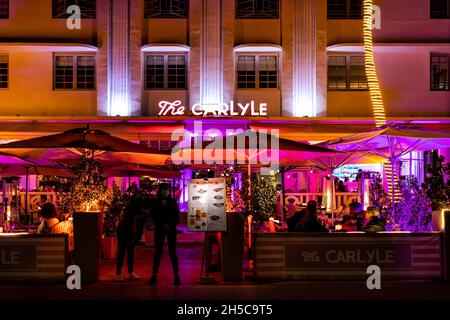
[0,0,449,187]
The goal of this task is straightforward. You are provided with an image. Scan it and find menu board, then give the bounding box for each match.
[188,178,227,232]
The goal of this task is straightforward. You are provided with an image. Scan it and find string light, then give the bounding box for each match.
[363,0,400,202]
[363,0,386,127]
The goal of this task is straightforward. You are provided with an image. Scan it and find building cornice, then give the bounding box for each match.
[328,43,450,53]
[0,43,98,52]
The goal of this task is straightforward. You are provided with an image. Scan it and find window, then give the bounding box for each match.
[53,0,96,18]
[349,56,367,90]
[237,55,278,89]
[144,54,187,89]
[144,0,187,18]
[76,56,96,89]
[0,0,8,19]
[431,0,450,18]
[0,55,8,89]
[431,55,449,91]
[236,0,279,19]
[328,0,362,19]
[54,55,96,90]
[328,55,368,90]
[237,56,256,88]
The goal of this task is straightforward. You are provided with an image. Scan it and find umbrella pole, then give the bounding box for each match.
[390,159,396,220]
[25,166,30,225]
[331,173,336,220]
[281,167,286,221]
[247,162,251,212]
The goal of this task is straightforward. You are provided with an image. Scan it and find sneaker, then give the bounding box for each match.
[114,275,124,282]
[174,275,181,286]
[148,275,157,286]
[128,272,140,281]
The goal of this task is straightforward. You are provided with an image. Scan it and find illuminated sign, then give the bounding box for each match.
[158,100,268,117]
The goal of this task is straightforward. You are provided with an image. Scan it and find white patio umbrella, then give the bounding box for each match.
[324,124,450,213]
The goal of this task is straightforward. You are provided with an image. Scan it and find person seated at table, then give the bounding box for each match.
[285,199,298,219]
[294,200,327,232]
[363,206,386,233]
[342,201,365,231]
[286,209,305,232]
[334,203,348,219]
[37,202,59,234]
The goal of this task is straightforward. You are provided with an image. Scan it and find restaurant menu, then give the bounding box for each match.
[188,178,227,232]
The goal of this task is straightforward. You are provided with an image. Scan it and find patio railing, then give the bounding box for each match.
[282,192,358,208]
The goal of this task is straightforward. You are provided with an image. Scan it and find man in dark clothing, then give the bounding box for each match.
[148,183,181,286]
[286,210,305,232]
[115,195,152,282]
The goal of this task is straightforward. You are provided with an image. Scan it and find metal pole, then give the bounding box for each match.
[281,167,286,221]
[25,166,30,224]
[391,159,395,218]
[247,162,251,212]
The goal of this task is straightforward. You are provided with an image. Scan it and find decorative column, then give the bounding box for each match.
[96,0,110,115]
[130,0,143,115]
[222,0,235,104]
[200,0,223,105]
[282,0,326,117]
[109,0,131,116]
[292,0,317,117]
[189,0,202,107]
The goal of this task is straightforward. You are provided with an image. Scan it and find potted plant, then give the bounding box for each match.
[423,155,450,231]
[249,175,277,230]
[101,182,124,259]
[60,155,109,283]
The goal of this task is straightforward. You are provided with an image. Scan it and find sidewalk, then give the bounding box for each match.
[1,245,450,300]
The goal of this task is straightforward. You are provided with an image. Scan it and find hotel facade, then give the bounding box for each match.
[0,0,450,191]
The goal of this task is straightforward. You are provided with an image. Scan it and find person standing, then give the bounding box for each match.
[115,195,151,282]
[148,183,181,286]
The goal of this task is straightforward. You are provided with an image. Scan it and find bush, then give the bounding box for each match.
[391,181,432,232]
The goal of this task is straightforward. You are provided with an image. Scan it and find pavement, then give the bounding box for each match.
[1,245,450,300]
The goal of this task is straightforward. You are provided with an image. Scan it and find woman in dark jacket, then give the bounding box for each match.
[295,200,328,232]
[148,183,181,286]
[115,195,151,282]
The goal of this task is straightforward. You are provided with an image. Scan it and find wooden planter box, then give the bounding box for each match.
[73,212,104,284]
[101,236,117,260]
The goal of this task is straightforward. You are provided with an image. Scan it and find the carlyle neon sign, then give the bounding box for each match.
[158,100,268,117]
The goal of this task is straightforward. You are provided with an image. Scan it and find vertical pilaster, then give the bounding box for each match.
[283,0,326,118]
[130,0,143,115]
[96,0,110,115]
[292,0,317,117]
[200,0,223,105]
[222,0,235,104]
[109,0,131,116]
[189,0,202,107]
[315,0,328,116]
[281,0,294,117]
